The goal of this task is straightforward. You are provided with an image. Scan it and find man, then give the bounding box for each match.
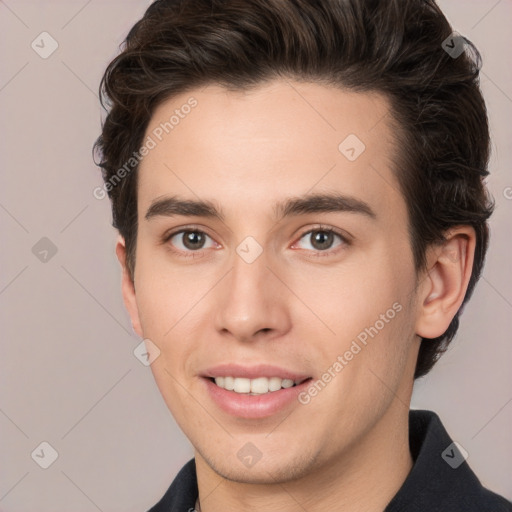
[94,0,511,510]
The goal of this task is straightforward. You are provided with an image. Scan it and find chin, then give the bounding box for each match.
[198,444,320,485]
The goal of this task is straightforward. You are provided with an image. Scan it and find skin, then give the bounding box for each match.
[116,79,475,512]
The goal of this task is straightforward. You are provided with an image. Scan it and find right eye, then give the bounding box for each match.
[164,228,219,257]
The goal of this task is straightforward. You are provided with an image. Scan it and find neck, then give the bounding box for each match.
[195,401,413,512]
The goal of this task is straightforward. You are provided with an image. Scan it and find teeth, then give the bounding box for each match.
[213,376,298,394]
[224,376,234,390]
[250,377,268,394]
[281,378,295,388]
[268,377,282,392]
[233,377,251,393]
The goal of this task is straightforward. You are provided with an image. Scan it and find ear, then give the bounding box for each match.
[115,235,143,338]
[415,226,476,339]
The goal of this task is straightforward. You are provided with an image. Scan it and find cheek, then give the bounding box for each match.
[134,243,208,338]
[133,248,215,390]
[134,269,196,414]
[295,249,414,343]
[312,299,416,434]
[296,246,417,400]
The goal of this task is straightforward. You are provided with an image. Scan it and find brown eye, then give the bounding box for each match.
[168,230,215,252]
[295,228,346,253]
[309,230,335,250]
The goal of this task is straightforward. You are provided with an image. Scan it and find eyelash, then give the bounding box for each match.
[291,226,349,257]
[162,224,350,259]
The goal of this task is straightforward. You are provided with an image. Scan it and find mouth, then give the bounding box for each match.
[202,372,314,419]
[207,376,312,395]
[200,363,314,418]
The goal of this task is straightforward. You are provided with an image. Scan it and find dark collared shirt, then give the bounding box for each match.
[147,409,512,511]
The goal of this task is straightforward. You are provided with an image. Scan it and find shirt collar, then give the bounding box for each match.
[148,410,505,511]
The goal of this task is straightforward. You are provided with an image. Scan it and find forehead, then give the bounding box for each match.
[137,80,405,225]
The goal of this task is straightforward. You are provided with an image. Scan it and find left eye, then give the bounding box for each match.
[294,229,345,252]
[168,230,216,251]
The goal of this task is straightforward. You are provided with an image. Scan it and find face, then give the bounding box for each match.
[122,80,425,484]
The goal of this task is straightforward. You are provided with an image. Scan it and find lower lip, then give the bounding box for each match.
[202,377,313,419]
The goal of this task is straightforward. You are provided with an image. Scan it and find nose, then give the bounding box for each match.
[212,246,292,343]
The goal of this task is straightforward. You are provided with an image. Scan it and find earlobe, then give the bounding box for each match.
[415,227,476,339]
[115,235,143,338]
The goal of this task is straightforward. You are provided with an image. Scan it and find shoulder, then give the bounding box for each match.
[147,458,198,512]
[385,410,512,511]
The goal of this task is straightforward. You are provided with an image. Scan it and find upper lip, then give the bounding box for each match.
[201,364,312,384]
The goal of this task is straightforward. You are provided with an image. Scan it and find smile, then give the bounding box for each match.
[203,375,313,419]
[210,376,308,395]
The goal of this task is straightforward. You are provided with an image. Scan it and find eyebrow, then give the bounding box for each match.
[144,192,377,222]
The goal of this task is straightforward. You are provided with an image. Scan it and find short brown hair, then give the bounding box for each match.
[94,0,494,378]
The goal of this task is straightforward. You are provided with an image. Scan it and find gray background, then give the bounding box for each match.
[1,0,510,510]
